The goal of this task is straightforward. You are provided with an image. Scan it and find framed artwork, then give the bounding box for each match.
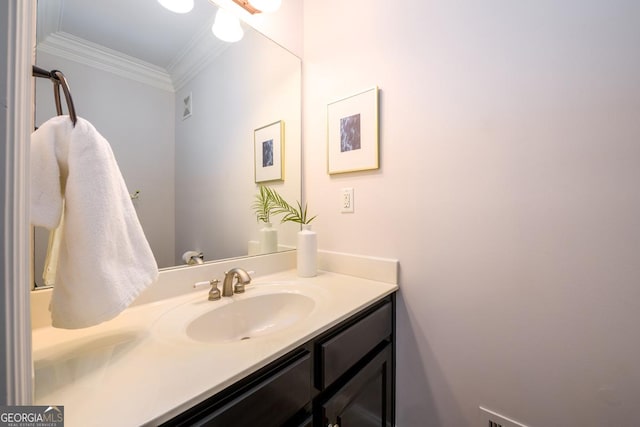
[327,86,379,174]
[254,120,284,183]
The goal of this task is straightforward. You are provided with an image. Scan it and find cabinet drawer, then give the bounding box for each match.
[202,352,310,426]
[317,301,392,389]
[168,350,311,427]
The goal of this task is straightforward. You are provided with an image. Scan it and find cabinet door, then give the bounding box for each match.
[320,343,393,427]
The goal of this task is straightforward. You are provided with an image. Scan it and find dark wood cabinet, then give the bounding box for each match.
[162,348,312,427]
[160,294,395,427]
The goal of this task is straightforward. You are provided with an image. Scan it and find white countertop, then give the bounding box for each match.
[32,269,398,426]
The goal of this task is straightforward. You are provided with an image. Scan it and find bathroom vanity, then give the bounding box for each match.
[32,262,398,427]
[160,295,394,426]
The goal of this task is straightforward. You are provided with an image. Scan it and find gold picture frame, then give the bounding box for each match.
[327,87,379,174]
[254,120,284,183]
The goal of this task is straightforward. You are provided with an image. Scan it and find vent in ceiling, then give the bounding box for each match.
[182,93,192,120]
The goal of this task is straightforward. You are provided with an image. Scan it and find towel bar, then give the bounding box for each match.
[32,65,78,126]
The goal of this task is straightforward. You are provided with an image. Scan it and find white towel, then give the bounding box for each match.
[43,203,64,286]
[31,116,159,329]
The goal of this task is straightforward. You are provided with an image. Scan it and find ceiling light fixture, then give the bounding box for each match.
[157,0,194,14]
[231,0,260,14]
[212,8,244,42]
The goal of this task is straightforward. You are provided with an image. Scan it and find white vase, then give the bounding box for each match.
[259,222,278,254]
[297,224,317,277]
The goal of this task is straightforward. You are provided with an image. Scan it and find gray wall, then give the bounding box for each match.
[174,28,301,263]
[303,0,640,426]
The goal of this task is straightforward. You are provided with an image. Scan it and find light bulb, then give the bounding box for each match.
[212,8,244,42]
[157,0,194,14]
[249,0,282,13]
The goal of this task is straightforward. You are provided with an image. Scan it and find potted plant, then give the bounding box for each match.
[258,186,318,277]
[252,185,279,223]
[252,186,279,254]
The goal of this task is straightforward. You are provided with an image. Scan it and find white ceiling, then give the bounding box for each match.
[39,0,222,68]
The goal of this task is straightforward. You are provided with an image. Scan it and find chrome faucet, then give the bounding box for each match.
[183,250,204,265]
[221,268,252,297]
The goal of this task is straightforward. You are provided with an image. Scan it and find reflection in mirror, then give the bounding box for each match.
[33,0,301,288]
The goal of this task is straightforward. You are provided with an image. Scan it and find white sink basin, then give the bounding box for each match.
[187,292,315,343]
[152,283,327,345]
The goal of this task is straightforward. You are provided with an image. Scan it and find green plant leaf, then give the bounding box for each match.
[257,186,317,224]
[251,185,278,223]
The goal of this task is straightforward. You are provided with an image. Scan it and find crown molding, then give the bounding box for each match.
[35,0,62,44]
[36,26,231,94]
[167,17,230,92]
[35,2,231,94]
[37,31,174,92]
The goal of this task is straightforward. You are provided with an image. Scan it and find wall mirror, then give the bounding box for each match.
[33,0,301,288]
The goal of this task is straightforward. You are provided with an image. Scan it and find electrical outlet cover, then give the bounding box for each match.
[341,187,354,213]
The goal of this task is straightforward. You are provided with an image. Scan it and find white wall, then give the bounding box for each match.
[303,1,640,426]
[174,27,301,263]
[34,52,176,269]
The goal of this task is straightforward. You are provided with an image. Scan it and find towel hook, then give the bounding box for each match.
[32,66,78,127]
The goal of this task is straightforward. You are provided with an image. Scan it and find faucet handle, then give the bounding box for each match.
[233,270,253,294]
[193,279,221,300]
[208,279,221,300]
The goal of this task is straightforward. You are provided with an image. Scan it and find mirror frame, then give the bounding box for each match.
[4,0,36,403]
